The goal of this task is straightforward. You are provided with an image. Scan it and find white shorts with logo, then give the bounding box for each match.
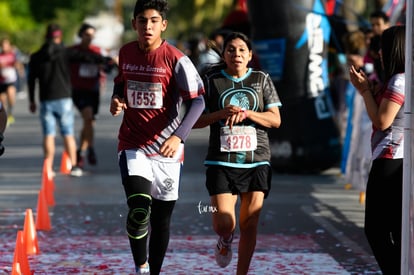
[119,146,183,201]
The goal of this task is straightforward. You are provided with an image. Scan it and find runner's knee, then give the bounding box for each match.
[123,176,152,240]
[126,193,152,239]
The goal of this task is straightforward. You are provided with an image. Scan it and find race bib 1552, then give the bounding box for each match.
[127,80,163,109]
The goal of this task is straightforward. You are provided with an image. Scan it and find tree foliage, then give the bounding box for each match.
[29,0,105,22]
[27,0,108,52]
[0,0,107,53]
[0,0,235,54]
[0,0,35,53]
[167,0,233,39]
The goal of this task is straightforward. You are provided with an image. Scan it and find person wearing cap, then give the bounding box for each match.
[28,23,109,177]
[28,23,83,177]
[69,22,112,169]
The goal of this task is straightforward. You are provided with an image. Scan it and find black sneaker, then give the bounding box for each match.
[76,150,84,169]
[87,147,97,165]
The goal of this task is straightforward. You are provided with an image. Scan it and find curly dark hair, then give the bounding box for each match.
[133,0,169,19]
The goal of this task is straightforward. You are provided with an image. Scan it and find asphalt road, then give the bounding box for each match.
[0,82,381,274]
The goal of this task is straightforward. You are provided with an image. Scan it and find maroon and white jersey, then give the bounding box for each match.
[114,40,204,155]
[69,44,104,91]
[0,51,17,84]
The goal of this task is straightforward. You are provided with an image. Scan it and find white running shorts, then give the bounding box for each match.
[120,148,182,201]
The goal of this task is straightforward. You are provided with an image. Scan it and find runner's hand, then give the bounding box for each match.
[160,135,181,158]
[110,95,127,116]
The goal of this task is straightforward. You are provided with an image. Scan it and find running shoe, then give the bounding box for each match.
[87,147,97,165]
[215,233,233,268]
[135,262,150,274]
[7,115,15,126]
[70,166,83,177]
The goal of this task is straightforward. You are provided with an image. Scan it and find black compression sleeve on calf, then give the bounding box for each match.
[148,199,176,274]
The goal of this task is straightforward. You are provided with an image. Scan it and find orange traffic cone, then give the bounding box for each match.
[41,170,55,207]
[60,151,72,174]
[12,230,31,275]
[35,189,52,231]
[42,158,55,191]
[23,209,40,255]
[11,262,21,275]
[45,180,55,207]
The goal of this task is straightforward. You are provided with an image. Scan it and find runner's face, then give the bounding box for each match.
[1,39,11,52]
[132,9,167,51]
[223,38,252,77]
[81,28,95,45]
[370,18,388,35]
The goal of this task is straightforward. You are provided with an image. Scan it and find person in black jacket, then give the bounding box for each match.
[28,23,111,177]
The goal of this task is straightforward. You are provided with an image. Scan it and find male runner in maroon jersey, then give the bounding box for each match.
[110,0,205,274]
[70,23,109,168]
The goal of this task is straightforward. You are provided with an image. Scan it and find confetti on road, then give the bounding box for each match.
[0,234,354,274]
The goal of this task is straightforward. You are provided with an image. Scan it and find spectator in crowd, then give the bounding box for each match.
[197,28,230,74]
[349,25,406,275]
[370,10,390,36]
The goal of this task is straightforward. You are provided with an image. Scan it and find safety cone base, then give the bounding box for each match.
[12,230,31,275]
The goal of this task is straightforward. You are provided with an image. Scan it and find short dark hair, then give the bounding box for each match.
[133,0,168,19]
[78,22,95,38]
[370,10,389,23]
